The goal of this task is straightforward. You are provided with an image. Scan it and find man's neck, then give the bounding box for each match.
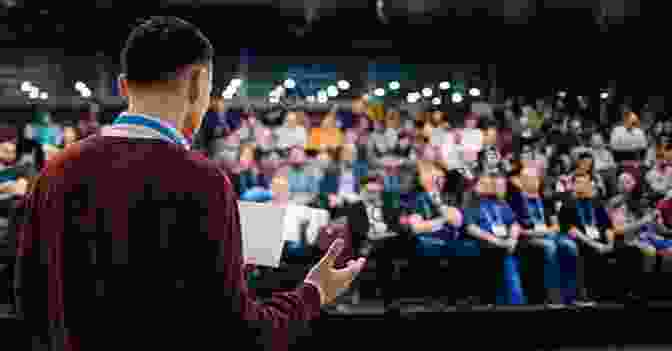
[126,96,187,131]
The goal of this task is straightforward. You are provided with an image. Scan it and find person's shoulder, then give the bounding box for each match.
[611,125,626,133]
[183,150,232,184]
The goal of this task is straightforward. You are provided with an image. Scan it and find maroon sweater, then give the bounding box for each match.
[15,136,321,351]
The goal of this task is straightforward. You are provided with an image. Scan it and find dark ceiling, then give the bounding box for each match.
[0,1,667,99]
[0,1,656,56]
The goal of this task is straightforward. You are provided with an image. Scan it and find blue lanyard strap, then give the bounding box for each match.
[577,200,595,227]
[527,197,545,225]
[113,114,188,148]
[484,202,503,230]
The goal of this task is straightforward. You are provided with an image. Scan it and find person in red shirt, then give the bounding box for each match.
[14,16,365,351]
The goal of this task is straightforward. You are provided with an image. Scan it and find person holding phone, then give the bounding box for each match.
[14,17,365,351]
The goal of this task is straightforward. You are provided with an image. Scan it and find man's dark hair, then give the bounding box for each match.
[121,16,214,83]
[477,116,498,130]
[576,151,593,160]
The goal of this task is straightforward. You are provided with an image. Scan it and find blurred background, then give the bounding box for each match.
[3,0,672,321]
[0,0,662,123]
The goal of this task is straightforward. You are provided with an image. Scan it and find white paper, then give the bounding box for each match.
[281,204,308,243]
[281,205,330,245]
[238,201,288,268]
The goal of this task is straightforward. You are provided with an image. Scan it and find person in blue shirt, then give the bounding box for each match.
[557,172,613,306]
[405,163,477,306]
[464,171,526,305]
[510,166,578,308]
[318,144,368,198]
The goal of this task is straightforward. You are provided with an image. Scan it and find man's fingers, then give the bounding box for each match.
[333,257,366,280]
[320,239,345,268]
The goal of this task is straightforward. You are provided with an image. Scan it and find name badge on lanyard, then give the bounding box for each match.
[492,225,507,237]
[585,226,600,240]
[579,201,599,240]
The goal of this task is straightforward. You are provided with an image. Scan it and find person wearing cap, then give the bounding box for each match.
[14,17,365,351]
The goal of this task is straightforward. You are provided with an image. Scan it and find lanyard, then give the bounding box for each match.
[109,113,190,149]
[577,200,595,227]
[483,201,503,229]
[525,196,545,225]
[421,193,436,219]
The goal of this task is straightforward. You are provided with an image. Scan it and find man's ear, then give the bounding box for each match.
[188,68,202,105]
[118,75,129,98]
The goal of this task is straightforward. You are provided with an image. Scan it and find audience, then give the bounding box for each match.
[4,90,672,311]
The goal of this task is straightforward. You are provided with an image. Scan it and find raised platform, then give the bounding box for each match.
[2,302,670,350]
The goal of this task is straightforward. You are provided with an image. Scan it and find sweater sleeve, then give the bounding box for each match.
[205,170,322,350]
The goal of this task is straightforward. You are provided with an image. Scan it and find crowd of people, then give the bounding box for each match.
[1,90,672,312]
[190,93,672,311]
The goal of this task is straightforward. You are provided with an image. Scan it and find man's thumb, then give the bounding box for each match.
[322,238,344,267]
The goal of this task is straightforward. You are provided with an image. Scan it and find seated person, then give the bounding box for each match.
[306,111,344,152]
[275,110,308,150]
[403,163,468,250]
[367,120,392,161]
[384,109,402,150]
[318,144,367,202]
[605,195,658,301]
[232,144,268,200]
[0,135,34,206]
[558,172,614,305]
[239,112,273,152]
[510,166,578,307]
[645,136,672,198]
[640,194,672,257]
[574,152,607,199]
[0,133,33,306]
[284,146,321,205]
[464,171,525,305]
[555,153,606,198]
[344,175,410,309]
[404,165,478,304]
